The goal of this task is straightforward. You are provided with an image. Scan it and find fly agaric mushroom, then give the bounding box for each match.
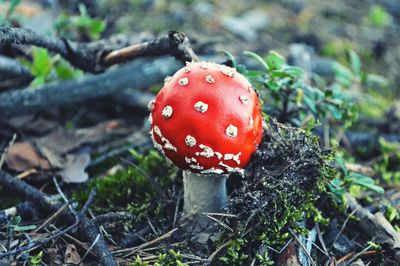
[148,61,263,226]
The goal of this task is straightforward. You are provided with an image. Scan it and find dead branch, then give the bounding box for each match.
[0,170,116,265]
[0,27,196,73]
[0,202,38,224]
[0,55,32,78]
[92,212,133,225]
[0,57,181,119]
[345,193,400,261]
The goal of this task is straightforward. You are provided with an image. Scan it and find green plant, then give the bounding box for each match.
[0,0,21,26]
[373,138,400,184]
[329,155,384,203]
[231,50,358,127]
[367,5,392,28]
[7,216,36,236]
[29,251,43,266]
[20,47,82,87]
[73,150,177,215]
[54,4,106,40]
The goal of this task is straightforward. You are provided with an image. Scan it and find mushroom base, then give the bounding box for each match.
[183,170,227,228]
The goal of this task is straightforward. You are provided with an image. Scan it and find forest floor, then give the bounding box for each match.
[0,0,400,265]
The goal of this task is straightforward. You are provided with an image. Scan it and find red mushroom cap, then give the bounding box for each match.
[148,62,263,175]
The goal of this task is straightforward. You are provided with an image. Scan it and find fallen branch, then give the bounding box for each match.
[0,170,116,265]
[0,27,196,73]
[0,202,38,224]
[0,57,181,118]
[345,193,400,261]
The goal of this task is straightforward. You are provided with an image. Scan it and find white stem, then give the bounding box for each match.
[183,170,227,227]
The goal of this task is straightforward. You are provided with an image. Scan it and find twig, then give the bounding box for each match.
[0,170,116,265]
[345,245,373,265]
[102,31,198,66]
[207,242,230,262]
[204,214,233,232]
[78,234,101,266]
[113,228,178,257]
[345,193,400,261]
[0,133,16,169]
[0,28,196,73]
[172,190,182,228]
[331,209,357,248]
[315,223,329,257]
[80,189,97,216]
[289,228,317,266]
[92,212,132,225]
[0,202,37,224]
[33,204,68,233]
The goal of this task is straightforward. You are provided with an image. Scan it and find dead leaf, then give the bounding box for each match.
[7,115,57,135]
[35,120,122,155]
[64,244,82,265]
[5,142,50,172]
[58,152,91,183]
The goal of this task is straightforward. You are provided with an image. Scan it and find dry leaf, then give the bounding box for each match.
[35,120,122,155]
[58,152,91,183]
[64,244,82,265]
[5,142,50,172]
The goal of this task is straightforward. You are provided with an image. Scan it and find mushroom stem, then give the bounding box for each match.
[183,170,227,225]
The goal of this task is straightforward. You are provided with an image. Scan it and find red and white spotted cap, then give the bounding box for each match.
[148,61,263,175]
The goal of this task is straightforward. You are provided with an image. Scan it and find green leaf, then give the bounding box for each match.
[349,172,384,193]
[30,76,46,87]
[266,51,285,70]
[303,96,317,114]
[333,62,353,87]
[365,74,389,88]
[244,51,269,71]
[8,0,21,16]
[220,50,237,68]
[282,66,304,78]
[328,177,345,201]
[88,19,105,39]
[335,156,348,175]
[368,5,392,28]
[55,60,81,80]
[244,70,264,78]
[265,79,281,91]
[31,47,53,77]
[13,224,36,231]
[349,50,361,77]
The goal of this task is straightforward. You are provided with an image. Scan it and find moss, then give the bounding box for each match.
[216,119,335,265]
[73,150,178,217]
